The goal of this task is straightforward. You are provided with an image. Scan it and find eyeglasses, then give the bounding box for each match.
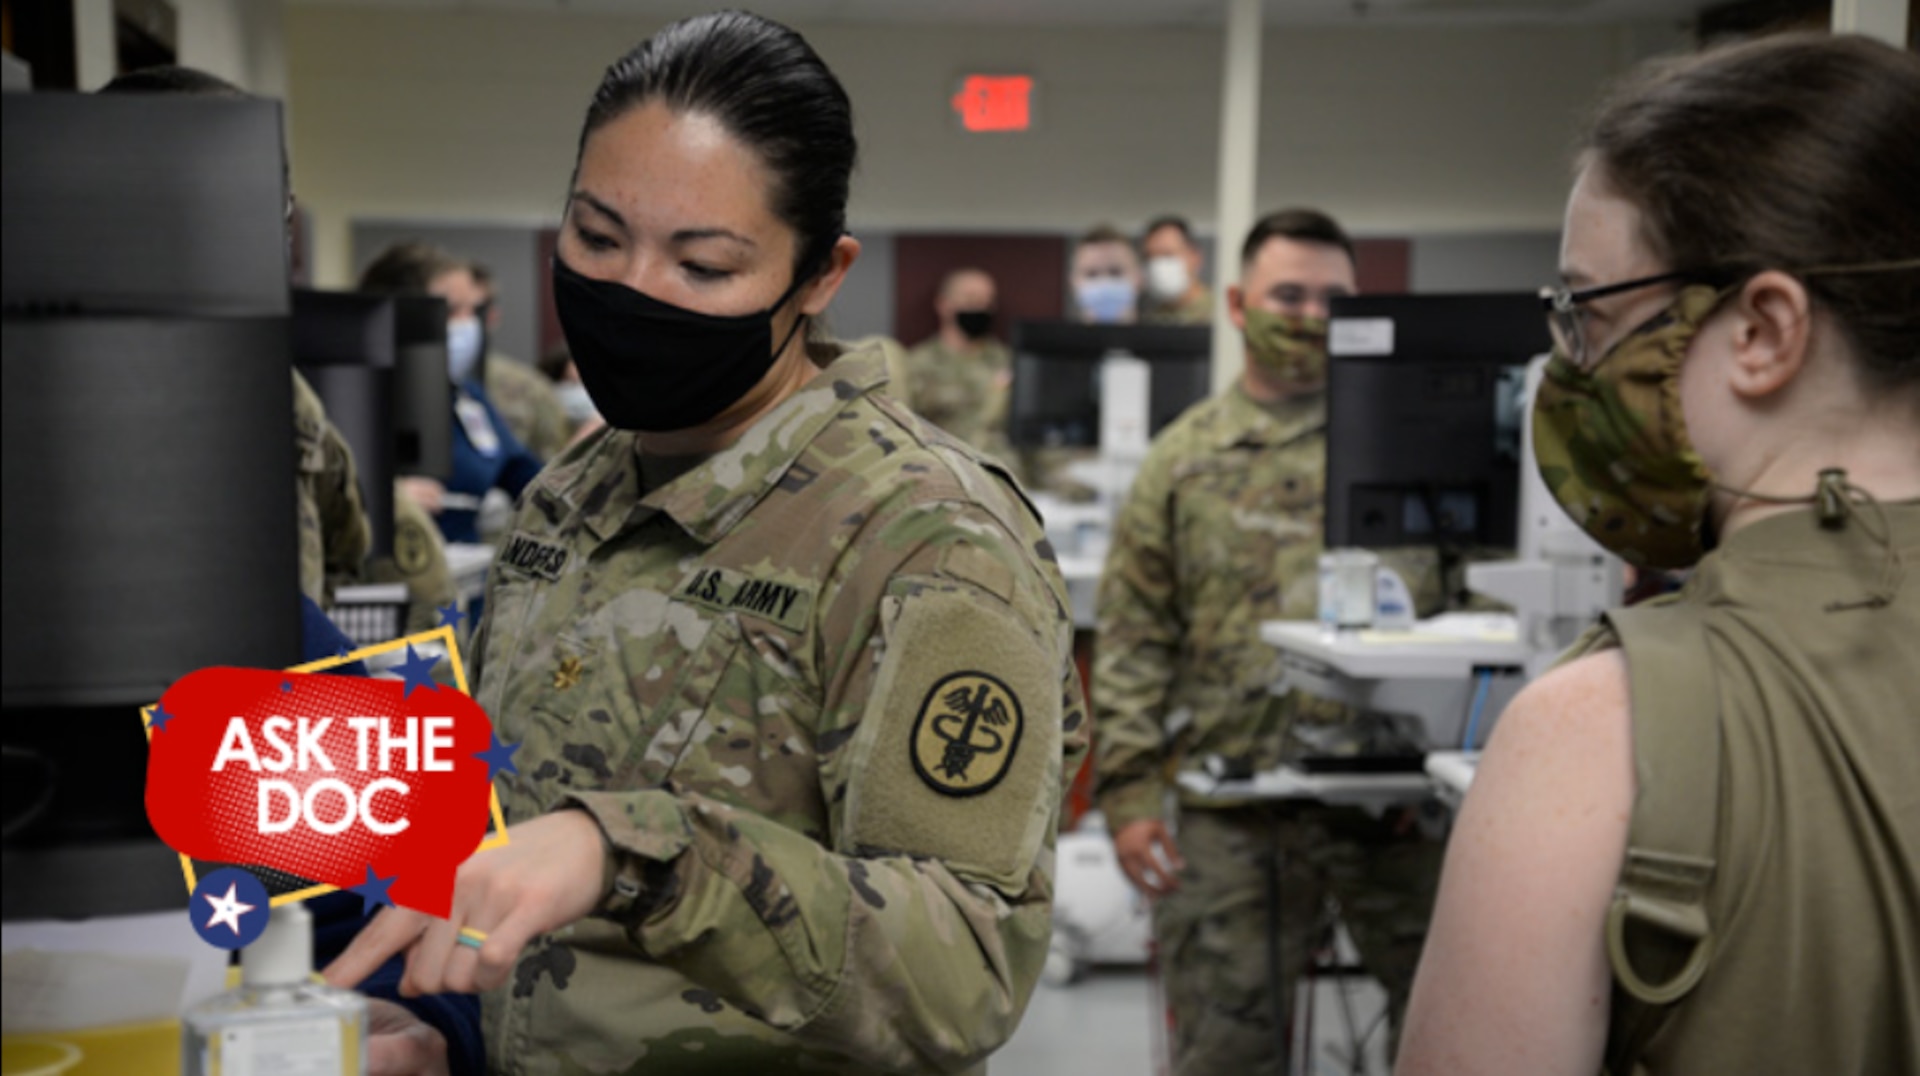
[1543,259,1920,370]
[1538,270,1698,370]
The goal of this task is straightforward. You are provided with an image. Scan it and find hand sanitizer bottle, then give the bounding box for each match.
[183,901,368,1075]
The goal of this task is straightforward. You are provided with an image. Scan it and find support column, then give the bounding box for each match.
[1831,0,1909,47]
[1210,0,1264,394]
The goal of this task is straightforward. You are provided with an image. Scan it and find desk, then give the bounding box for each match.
[1261,615,1529,750]
[1424,750,1479,810]
[1175,766,1435,817]
[1054,552,1102,630]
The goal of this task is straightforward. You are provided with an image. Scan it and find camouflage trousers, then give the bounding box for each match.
[1153,801,1443,1076]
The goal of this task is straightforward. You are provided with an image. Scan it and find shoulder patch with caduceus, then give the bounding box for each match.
[911,672,1025,797]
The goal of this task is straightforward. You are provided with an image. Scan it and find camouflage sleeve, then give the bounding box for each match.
[1091,439,1183,834]
[315,415,372,587]
[292,371,372,603]
[518,374,573,461]
[566,498,1083,1072]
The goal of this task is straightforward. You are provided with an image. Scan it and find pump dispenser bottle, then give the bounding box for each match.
[182,900,368,1075]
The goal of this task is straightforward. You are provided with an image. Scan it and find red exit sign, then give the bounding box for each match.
[952,75,1034,132]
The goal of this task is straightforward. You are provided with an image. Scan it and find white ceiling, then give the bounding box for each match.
[286,0,1708,28]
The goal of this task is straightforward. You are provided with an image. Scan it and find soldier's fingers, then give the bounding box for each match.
[401,916,461,998]
[323,907,430,989]
[470,904,548,993]
[1152,832,1186,875]
[438,939,483,995]
[1119,849,1171,897]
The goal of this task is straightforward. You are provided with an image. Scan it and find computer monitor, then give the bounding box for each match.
[1,92,301,919]
[0,93,289,318]
[293,289,398,558]
[389,295,453,480]
[1008,322,1212,448]
[1324,293,1547,549]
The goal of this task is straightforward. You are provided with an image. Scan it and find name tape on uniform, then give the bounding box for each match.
[500,534,571,582]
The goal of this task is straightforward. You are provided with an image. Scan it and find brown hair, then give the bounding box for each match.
[1239,208,1355,268]
[1583,33,1920,387]
[1078,223,1132,249]
[358,241,467,295]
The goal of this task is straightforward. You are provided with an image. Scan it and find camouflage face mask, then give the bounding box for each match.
[1243,309,1329,382]
[1531,283,1730,570]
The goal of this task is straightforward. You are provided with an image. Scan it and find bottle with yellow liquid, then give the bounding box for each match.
[182,902,366,1075]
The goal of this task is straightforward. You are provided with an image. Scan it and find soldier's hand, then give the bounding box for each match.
[1113,818,1185,897]
[321,810,608,997]
[400,476,446,515]
[365,999,449,1076]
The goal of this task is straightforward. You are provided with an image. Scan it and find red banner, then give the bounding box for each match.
[145,664,498,916]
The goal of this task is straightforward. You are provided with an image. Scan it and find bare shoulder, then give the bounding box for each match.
[1400,650,1634,1076]
[1472,647,1635,830]
[1495,649,1630,750]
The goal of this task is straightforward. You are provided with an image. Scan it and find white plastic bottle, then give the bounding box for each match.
[182,901,368,1076]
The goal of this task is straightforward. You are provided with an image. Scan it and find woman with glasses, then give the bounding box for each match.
[1398,33,1918,1076]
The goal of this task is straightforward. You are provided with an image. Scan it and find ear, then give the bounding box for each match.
[800,235,862,317]
[1226,283,1248,334]
[1723,269,1812,401]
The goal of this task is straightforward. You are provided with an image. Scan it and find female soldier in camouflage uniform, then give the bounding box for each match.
[327,13,1085,1076]
[1400,34,1920,1076]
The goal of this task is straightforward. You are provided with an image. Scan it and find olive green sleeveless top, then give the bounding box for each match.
[1597,503,1920,1076]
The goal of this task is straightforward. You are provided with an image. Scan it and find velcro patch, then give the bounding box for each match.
[844,579,1061,891]
[499,533,571,581]
[674,566,814,633]
[394,518,434,576]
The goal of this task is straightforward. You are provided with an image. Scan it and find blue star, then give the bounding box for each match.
[280,680,294,693]
[472,733,520,780]
[348,865,397,917]
[337,644,356,659]
[148,705,177,733]
[393,644,440,699]
[436,603,466,631]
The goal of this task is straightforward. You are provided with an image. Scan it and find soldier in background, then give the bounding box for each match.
[1094,208,1446,1075]
[471,260,572,462]
[905,267,1019,470]
[1071,224,1142,325]
[291,368,373,606]
[1140,215,1213,325]
[1021,225,1147,500]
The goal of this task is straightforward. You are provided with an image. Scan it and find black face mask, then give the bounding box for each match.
[552,256,809,433]
[955,309,995,340]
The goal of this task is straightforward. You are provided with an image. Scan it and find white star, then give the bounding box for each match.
[203,882,256,937]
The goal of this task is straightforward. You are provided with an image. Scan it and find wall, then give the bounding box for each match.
[73,0,286,94]
[1410,231,1562,293]
[286,6,1687,290]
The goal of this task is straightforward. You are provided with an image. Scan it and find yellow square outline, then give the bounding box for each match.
[141,625,510,908]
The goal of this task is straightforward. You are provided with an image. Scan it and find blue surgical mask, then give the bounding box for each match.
[446,316,484,384]
[1076,277,1138,324]
[553,380,598,425]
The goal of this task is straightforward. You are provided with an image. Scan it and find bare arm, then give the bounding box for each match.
[1397,650,1634,1076]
